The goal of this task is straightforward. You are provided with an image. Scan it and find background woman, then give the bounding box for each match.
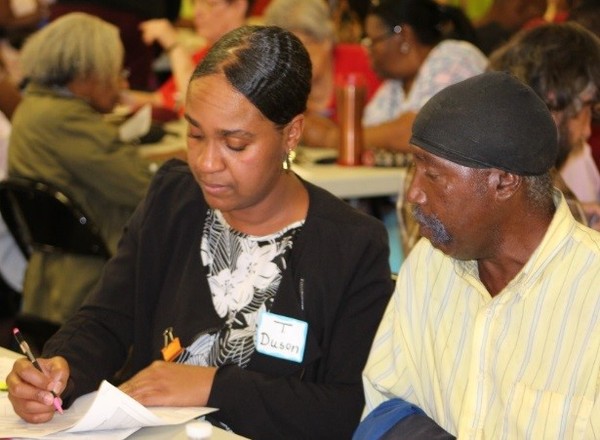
[302,0,487,152]
[264,0,381,122]
[123,0,254,113]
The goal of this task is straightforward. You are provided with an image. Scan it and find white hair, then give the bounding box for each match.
[20,12,124,86]
[263,0,335,43]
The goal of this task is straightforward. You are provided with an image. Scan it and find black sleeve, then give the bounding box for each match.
[40,162,168,405]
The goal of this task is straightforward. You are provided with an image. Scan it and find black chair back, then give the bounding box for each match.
[0,177,111,259]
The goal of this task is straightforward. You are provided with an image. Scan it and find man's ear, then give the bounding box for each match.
[490,169,522,201]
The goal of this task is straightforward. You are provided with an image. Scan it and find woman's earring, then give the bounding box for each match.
[400,42,410,54]
[282,150,295,171]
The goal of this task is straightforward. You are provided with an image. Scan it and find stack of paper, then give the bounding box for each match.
[0,376,216,440]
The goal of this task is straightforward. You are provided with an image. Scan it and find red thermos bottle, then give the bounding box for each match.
[336,73,366,166]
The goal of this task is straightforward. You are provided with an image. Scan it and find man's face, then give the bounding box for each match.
[406,145,497,260]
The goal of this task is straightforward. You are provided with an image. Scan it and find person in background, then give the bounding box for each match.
[0,71,25,330]
[473,0,546,55]
[6,25,393,439]
[263,0,381,122]
[122,0,254,114]
[523,0,580,29]
[49,1,181,91]
[488,22,600,230]
[443,0,493,22]
[358,72,600,439]
[301,0,486,153]
[0,54,19,120]
[570,0,600,172]
[331,0,366,43]
[8,13,154,327]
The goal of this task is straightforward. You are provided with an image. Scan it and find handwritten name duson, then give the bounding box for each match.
[259,333,300,355]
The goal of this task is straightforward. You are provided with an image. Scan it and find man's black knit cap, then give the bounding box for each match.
[410,71,558,175]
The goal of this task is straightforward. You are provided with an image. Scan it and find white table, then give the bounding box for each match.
[293,162,404,199]
[129,423,248,439]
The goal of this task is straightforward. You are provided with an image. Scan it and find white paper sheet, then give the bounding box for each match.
[118,104,152,142]
[0,379,216,439]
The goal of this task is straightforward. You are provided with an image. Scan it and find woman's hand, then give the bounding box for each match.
[119,361,216,407]
[302,111,340,149]
[139,19,178,50]
[6,356,69,423]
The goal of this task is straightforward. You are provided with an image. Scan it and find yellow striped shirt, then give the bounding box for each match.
[363,192,600,439]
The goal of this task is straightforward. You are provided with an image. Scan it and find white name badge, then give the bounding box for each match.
[255,312,308,363]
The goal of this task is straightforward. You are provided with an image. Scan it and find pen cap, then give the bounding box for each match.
[186,420,213,439]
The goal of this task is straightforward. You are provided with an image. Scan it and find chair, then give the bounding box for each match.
[0,177,111,259]
[0,177,111,353]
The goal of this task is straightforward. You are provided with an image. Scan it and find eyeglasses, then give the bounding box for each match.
[361,25,402,49]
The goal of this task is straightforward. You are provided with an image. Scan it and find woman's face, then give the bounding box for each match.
[552,88,596,167]
[193,0,247,45]
[293,30,332,83]
[185,74,300,218]
[85,69,128,113]
[363,14,406,79]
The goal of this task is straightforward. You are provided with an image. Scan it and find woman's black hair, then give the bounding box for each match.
[368,0,479,46]
[190,25,312,126]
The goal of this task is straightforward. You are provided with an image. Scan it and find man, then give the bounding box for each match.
[397,22,600,261]
[359,72,600,438]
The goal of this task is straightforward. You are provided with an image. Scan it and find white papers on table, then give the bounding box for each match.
[0,354,18,379]
[0,379,216,439]
[118,104,152,142]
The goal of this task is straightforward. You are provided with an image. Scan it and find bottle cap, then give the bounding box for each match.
[186,420,213,439]
[335,72,367,87]
[347,73,366,86]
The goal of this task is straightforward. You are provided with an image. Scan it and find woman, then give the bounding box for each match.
[263,0,381,122]
[8,13,154,325]
[7,26,393,439]
[302,0,487,152]
[123,0,254,112]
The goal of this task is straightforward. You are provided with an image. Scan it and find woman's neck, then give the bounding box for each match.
[221,173,309,236]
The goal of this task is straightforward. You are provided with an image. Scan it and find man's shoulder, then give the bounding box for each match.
[569,221,600,256]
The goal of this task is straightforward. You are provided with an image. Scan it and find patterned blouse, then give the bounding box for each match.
[362,40,487,126]
[177,209,304,368]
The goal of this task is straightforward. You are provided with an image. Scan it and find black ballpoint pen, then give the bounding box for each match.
[12,327,64,414]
